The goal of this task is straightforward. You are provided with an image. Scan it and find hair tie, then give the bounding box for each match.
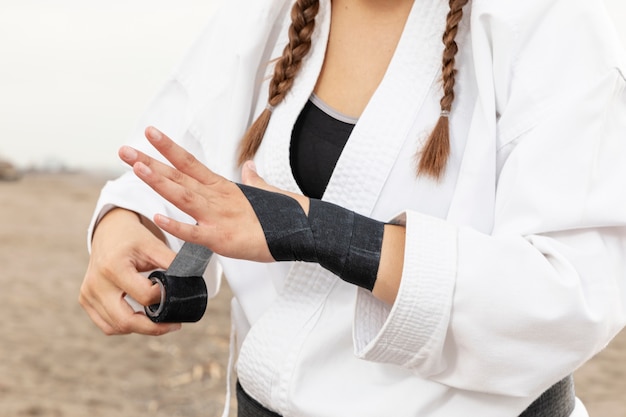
[266,104,276,113]
[440,110,450,118]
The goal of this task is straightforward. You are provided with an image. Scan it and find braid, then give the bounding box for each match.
[417,0,469,179]
[238,0,320,165]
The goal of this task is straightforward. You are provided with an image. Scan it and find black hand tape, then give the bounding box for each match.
[238,184,316,262]
[237,184,385,291]
[145,270,208,323]
[308,199,384,291]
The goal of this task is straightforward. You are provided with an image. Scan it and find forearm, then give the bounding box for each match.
[93,207,168,250]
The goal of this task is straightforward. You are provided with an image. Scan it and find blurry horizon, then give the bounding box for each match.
[0,0,624,173]
[0,0,222,173]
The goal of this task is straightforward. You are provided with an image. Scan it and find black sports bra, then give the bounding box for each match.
[290,95,357,199]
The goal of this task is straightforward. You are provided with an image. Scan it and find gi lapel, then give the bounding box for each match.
[323,0,449,216]
[238,0,451,410]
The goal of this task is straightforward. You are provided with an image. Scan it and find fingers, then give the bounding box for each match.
[93,213,176,307]
[144,126,221,186]
[119,131,221,221]
[82,207,183,336]
[80,270,181,336]
[144,127,205,179]
[79,291,117,335]
[118,143,187,188]
[152,213,210,246]
[119,150,205,220]
[110,262,161,306]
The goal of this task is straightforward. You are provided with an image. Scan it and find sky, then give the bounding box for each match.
[0,0,624,173]
[0,0,222,173]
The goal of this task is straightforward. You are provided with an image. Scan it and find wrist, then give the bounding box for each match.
[372,224,405,305]
[237,183,385,291]
[94,207,166,244]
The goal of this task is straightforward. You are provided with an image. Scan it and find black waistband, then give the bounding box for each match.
[237,381,282,417]
[237,375,575,417]
[519,375,575,417]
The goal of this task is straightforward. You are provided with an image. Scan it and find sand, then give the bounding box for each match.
[0,172,624,416]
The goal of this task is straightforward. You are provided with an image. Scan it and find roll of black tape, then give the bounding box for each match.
[144,270,208,323]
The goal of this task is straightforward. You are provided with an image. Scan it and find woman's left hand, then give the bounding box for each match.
[119,126,309,263]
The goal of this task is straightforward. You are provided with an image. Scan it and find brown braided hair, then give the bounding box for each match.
[417,0,469,179]
[237,0,320,165]
[238,0,469,181]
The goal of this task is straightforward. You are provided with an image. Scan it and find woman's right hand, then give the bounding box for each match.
[79,207,181,335]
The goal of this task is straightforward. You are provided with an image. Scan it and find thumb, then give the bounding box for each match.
[240,160,310,215]
[241,160,270,189]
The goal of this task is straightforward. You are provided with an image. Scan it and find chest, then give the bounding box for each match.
[313,0,415,117]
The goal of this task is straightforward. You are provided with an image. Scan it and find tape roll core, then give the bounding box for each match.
[145,275,166,318]
[144,270,208,323]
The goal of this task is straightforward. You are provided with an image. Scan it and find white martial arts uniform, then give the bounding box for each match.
[89,0,626,415]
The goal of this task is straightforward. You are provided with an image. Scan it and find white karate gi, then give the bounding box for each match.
[89,0,626,415]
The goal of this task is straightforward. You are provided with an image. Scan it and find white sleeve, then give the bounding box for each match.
[353,0,626,400]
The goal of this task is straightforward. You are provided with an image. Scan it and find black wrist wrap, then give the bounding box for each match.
[237,184,385,291]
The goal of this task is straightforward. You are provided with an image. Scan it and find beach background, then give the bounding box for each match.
[0,1,625,416]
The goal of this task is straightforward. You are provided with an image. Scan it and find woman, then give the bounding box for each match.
[80,0,626,415]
